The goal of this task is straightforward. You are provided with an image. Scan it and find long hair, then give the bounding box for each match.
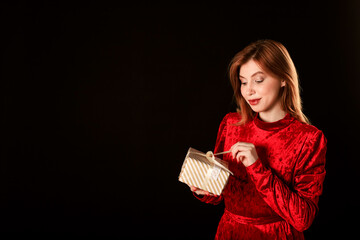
[228,39,310,125]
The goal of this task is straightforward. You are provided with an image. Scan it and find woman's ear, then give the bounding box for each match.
[281,80,286,87]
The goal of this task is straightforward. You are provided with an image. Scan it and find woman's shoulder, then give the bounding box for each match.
[221,112,242,125]
[291,117,326,140]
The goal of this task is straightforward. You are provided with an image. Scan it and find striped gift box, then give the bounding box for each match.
[178,147,232,196]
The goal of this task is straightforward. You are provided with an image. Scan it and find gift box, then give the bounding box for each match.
[178,147,233,196]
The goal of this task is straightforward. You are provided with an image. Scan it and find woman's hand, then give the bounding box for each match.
[190,186,217,197]
[230,142,259,167]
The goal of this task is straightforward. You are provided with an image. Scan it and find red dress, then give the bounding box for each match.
[193,112,327,239]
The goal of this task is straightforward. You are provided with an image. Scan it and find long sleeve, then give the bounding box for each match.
[192,192,223,205]
[192,114,229,205]
[245,130,327,232]
[213,114,229,155]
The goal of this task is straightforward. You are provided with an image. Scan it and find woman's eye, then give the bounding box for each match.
[255,79,264,83]
[241,82,247,85]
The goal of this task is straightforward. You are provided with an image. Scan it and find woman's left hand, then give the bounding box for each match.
[230,142,259,167]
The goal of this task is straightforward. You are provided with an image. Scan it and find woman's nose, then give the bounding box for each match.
[246,83,255,96]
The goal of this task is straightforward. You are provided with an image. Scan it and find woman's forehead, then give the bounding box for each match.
[239,60,266,78]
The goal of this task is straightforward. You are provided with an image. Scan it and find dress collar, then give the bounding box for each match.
[253,113,295,131]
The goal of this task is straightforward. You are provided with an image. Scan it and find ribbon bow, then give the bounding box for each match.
[191,150,233,191]
[204,150,232,169]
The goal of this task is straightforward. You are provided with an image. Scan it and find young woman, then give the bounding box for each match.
[190,39,327,239]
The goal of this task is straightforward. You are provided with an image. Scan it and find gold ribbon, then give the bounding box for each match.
[194,150,232,170]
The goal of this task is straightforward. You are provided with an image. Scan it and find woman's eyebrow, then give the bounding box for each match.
[239,71,264,79]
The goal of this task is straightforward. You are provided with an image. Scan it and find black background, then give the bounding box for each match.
[1,1,359,239]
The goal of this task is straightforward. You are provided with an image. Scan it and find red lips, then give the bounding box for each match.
[248,98,261,105]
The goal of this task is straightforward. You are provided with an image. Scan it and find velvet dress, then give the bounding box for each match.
[193,112,327,239]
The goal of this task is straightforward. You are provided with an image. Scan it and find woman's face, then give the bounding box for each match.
[239,59,285,118]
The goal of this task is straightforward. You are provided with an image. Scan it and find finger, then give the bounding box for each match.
[237,142,253,146]
[235,151,245,162]
[231,147,240,159]
[233,146,252,156]
[231,143,242,158]
[207,191,217,197]
[230,142,240,150]
[232,148,241,159]
[203,190,211,196]
[237,155,245,163]
[196,189,207,195]
[235,151,241,159]
[233,142,254,149]
[235,144,252,150]
[231,145,250,159]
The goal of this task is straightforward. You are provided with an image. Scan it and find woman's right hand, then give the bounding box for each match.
[190,186,217,197]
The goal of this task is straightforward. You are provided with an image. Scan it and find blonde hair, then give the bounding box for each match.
[228,39,310,125]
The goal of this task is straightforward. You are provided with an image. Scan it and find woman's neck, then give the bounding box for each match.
[259,109,287,123]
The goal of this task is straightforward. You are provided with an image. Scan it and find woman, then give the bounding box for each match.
[190,39,327,239]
